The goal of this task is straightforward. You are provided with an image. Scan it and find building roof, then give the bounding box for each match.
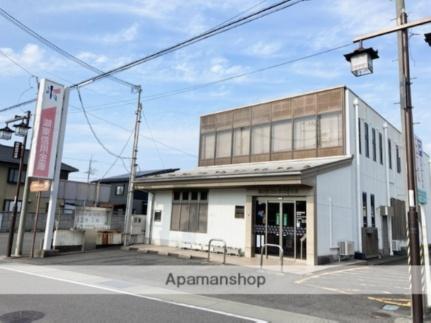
[96,168,179,184]
[135,156,352,190]
[0,144,78,173]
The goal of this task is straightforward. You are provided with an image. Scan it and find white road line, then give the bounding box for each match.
[0,266,267,323]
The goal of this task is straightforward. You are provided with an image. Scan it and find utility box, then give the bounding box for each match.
[129,214,146,244]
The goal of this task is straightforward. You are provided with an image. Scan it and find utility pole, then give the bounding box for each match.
[123,87,142,246]
[396,0,423,320]
[5,111,31,257]
[345,2,430,321]
[86,155,94,183]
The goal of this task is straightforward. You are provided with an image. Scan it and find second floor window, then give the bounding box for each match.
[396,145,401,173]
[3,199,22,212]
[200,133,215,160]
[233,127,250,156]
[319,112,342,148]
[372,128,376,161]
[7,168,25,184]
[215,130,232,158]
[364,122,370,158]
[115,185,125,196]
[271,120,292,153]
[379,132,383,165]
[294,116,316,150]
[388,139,392,169]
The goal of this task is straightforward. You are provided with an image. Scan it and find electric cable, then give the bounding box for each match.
[76,87,132,160]
[0,7,138,90]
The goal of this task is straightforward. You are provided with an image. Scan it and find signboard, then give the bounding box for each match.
[30,179,51,192]
[415,137,428,205]
[12,141,23,159]
[27,79,65,179]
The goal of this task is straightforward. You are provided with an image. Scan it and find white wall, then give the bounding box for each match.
[346,89,407,252]
[149,189,247,250]
[316,164,355,257]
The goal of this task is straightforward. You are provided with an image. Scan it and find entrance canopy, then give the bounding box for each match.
[135,155,352,190]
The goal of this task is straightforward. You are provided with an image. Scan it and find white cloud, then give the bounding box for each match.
[290,61,342,79]
[0,44,65,77]
[102,23,139,43]
[247,41,282,57]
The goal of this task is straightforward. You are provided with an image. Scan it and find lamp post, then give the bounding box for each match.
[344,2,430,322]
[1,111,31,257]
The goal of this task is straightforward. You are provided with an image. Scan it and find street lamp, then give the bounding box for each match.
[344,46,379,76]
[0,125,14,140]
[0,111,31,258]
[425,32,431,46]
[13,121,31,137]
[345,2,431,322]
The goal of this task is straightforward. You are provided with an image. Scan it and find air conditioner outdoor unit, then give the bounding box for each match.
[392,240,402,252]
[338,241,354,256]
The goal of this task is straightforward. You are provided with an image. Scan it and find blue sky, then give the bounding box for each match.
[0,0,430,181]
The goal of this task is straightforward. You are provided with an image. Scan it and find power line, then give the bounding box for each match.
[0,7,138,90]
[141,42,353,101]
[71,0,305,88]
[0,48,37,77]
[142,111,165,168]
[75,106,197,158]
[1,0,304,113]
[75,88,132,160]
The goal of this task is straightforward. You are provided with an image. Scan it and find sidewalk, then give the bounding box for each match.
[124,244,366,274]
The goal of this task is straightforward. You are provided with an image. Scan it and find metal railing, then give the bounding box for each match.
[260,243,284,272]
[300,236,307,260]
[207,239,227,264]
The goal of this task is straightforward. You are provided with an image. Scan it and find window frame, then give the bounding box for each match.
[318,112,343,148]
[379,132,383,165]
[293,115,317,150]
[372,128,376,161]
[364,122,369,158]
[362,192,368,228]
[114,184,125,196]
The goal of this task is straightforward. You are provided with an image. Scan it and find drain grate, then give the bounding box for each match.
[0,311,45,323]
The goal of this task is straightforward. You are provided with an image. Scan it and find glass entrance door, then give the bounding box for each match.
[266,202,281,255]
[254,198,307,260]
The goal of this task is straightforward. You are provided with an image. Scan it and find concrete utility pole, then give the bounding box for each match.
[123,87,142,246]
[5,111,31,257]
[347,1,431,321]
[396,1,423,320]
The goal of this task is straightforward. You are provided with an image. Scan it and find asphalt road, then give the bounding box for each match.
[0,248,415,322]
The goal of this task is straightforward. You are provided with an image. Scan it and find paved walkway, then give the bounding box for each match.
[125,244,365,274]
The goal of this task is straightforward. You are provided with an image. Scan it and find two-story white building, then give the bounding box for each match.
[135,86,431,265]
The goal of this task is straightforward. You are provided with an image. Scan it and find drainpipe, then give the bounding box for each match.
[329,197,334,248]
[383,123,393,255]
[354,98,362,253]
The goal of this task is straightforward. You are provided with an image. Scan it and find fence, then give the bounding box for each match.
[0,210,126,233]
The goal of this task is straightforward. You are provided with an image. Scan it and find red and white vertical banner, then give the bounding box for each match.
[28,79,65,180]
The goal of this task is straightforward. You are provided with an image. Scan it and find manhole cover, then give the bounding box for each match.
[0,311,44,323]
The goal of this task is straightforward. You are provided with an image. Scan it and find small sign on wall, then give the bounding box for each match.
[235,205,244,219]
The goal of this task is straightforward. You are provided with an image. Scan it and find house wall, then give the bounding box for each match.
[148,189,247,251]
[316,165,355,258]
[346,89,408,253]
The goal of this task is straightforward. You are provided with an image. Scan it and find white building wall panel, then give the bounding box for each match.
[316,165,355,257]
[149,189,247,251]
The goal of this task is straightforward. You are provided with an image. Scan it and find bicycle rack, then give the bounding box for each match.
[207,239,227,264]
[260,243,283,272]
